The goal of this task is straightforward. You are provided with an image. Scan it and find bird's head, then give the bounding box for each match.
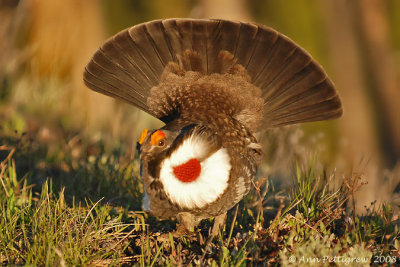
[137,124,232,209]
[137,128,177,156]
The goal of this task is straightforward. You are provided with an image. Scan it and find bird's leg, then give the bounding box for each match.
[211,212,227,237]
[175,212,201,236]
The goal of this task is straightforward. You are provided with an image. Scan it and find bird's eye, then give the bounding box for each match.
[158,139,165,147]
[151,130,166,146]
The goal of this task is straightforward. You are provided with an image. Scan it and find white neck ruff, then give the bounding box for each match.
[159,136,231,209]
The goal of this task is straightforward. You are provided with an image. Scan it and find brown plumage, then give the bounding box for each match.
[83,18,342,237]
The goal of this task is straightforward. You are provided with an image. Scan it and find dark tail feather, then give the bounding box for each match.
[83,18,342,127]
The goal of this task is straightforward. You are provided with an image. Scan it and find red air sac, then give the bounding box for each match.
[173,158,201,183]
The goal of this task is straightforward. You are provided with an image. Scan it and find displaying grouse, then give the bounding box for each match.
[83,18,342,237]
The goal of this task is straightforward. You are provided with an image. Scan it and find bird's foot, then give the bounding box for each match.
[211,212,227,238]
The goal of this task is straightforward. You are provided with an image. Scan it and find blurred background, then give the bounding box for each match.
[1,0,399,213]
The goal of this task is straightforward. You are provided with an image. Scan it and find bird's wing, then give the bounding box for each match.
[84,18,342,128]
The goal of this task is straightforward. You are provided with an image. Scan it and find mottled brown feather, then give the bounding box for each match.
[83,18,342,129]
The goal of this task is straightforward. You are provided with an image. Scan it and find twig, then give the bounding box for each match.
[0,146,16,197]
[82,197,104,228]
[199,231,214,265]
[342,174,367,242]
[287,213,323,238]
[108,226,137,252]
[0,166,9,197]
[0,146,15,166]
[269,198,285,242]
[227,205,239,247]
[251,178,264,232]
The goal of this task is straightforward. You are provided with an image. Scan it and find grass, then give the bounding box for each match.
[0,71,399,266]
[1,123,399,266]
[0,147,145,265]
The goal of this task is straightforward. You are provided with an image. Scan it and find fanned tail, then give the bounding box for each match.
[84,18,342,129]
